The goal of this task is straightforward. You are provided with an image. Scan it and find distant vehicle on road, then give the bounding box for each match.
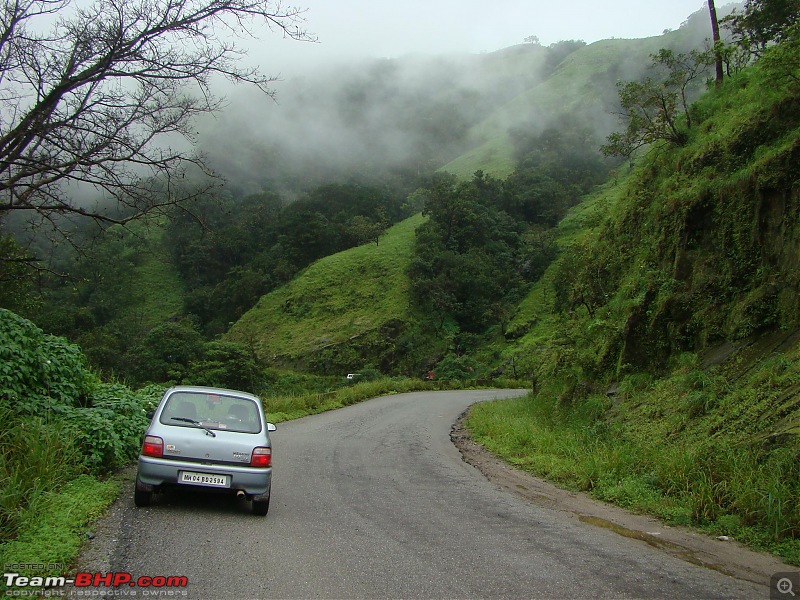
[134,385,276,516]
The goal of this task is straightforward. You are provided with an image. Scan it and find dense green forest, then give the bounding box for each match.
[3,0,800,574]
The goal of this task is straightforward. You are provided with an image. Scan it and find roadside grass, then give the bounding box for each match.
[0,411,84,544]
[0,474,120,587]
[466,354,800,566]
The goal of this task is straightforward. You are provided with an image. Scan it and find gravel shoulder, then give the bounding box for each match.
[450,413,793,589]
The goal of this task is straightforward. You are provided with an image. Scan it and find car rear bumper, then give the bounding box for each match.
[137,455,272,497]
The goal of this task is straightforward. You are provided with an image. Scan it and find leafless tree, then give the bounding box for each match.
[0,0,314,239]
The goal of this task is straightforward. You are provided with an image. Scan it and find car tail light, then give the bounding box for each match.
[141,435,163,458]
[250,447,271,467]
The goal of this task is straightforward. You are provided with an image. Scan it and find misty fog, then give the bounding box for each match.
[194,4,724,197]
[196,45,549,194]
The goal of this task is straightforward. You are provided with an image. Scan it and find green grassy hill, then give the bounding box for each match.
[440,9,715,179]
[505,61,800,378]
[226,214,427,374]
[439,38,657,178]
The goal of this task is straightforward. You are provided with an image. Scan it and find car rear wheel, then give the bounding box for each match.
[252,495,270,516]
[133,478,152,507]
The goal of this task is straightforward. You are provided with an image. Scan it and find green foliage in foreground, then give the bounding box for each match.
[0,475,120,587]
[0,308,159,557]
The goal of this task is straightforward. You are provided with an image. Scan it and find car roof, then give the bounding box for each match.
[164,385,261,402]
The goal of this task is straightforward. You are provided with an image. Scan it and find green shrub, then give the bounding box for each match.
[58,384,152,473]
[435,353,479,381]
[130,318,204,384]
[0,309,96,412]
[0,310,162,546]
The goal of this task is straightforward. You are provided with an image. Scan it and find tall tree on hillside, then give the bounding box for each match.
[0,0,314,244]
[708,0,725,87]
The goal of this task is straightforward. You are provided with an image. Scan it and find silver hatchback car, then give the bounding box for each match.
[134,385,276,516]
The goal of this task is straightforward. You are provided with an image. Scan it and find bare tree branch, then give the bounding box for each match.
[0,0,315,239]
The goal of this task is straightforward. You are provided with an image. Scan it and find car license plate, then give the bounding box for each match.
[179,471,230,488]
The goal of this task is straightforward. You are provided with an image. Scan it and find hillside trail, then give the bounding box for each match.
[451,417,795,590]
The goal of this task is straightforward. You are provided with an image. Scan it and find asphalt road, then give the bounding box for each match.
[103,390,766,599]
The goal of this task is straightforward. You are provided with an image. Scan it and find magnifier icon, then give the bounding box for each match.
[778,577,796,596]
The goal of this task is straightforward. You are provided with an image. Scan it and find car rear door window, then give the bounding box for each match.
[160,391,262,434]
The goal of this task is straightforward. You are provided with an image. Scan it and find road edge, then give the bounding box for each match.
[450,410,791,590]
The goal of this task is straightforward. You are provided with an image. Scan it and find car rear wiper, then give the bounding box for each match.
[171,416,216,437]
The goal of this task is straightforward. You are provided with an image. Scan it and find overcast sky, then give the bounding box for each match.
[251,0,713,68]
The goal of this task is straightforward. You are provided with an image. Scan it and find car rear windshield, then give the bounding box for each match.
[160,391,263,434]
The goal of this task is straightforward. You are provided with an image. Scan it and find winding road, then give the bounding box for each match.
[93,390,769,599]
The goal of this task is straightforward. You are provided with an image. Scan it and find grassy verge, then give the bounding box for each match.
[466,378,800,566]
[0,474,120,589]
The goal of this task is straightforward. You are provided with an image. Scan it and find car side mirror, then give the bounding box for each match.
[267,423,277,432]
[146,410,155,419]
